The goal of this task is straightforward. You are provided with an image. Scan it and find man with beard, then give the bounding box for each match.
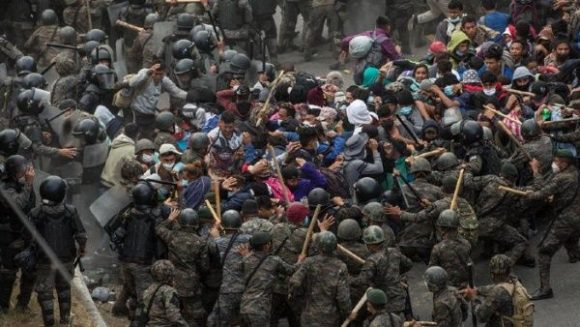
[545,39,571,67]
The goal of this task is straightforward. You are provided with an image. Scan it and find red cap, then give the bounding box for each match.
[287,202,309,224]
[429,41,447,54]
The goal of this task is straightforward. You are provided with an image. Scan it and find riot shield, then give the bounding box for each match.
[38,103,66,147]
[82,141,110,168]
[43,65,59,88]
[113,38,127,81]
[107,1,129,28]
[90,185,132,228]
[151,21,176,59]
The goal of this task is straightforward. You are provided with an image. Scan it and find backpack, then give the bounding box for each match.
[351,31,388,85]
[499,280,534,327]
[320,167,350,199]
[112,74,136,109]
[455,199,478,247]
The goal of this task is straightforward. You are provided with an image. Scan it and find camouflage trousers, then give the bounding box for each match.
[279,0,311,48]
[303,4,339,59]
[180,295,206,327]
[537,219,580,290]
[271,292,300,327]
[35,262,74,326]
[480,219,529,265]
[119,262,153,310]
[241,313,271,327]
[207,292,243,327]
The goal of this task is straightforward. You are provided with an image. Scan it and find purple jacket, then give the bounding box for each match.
[290,162,328,201]
[341,28,400,62]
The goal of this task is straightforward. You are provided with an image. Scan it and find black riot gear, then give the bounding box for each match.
[174,58,195,75]
[16,56,37,76]
[39,175,67,205]
[4,154,28,178]
[72,118,100,144]
[16,89,45,115]
[23,73,47,90]
[176,13,195,32]
[172,39,194,60]
[90,47,113,65]
[131,182,157,208]
[90,64,115,90]
[192,30,214,53]
[457,120,483,146]
[230,53,251,74]
[354,177,381,204]
[307,188,330,210]
[0,129,21,156]
[83,41,100,58]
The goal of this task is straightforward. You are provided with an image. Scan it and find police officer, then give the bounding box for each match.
[354,177,382,206]
[0,129,32,162]
[0,155,36,312]
[216,52,252,91]
[79,64,116,114]
[31,176,87,326]
[248,0,279,64]
[452,120,500,176]
[212,0,253,54]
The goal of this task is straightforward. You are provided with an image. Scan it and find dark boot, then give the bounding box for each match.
[57,287,71,324]
[0,272,16,311]
[16,269,36,310]
[38,292,56,327]
[530,288,553,301]
[112,285,130,317]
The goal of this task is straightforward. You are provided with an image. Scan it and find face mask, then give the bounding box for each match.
[399,106,413,116]
[483,88,496,96]
[181,179,189,187]
[455,49,464,57]
[552,162,560,173]
[449,16,461,24]
[162,162,175,171]
[444,85,455,96]
[141,154,153,163]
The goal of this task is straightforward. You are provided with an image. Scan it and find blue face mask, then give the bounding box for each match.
[449,16,461,24]
[399,106,413,116]
[444,85,455,96]
[455,49,464,57]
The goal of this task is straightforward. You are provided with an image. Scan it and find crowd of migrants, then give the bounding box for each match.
[2,0,580,326]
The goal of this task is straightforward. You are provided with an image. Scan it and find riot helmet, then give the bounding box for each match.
[86,29,107,43]
[72,118,100,144]
[90,47,113,66]
[59,26,77,45]
[83,41,100,58]
[0,129,21,156]
[424,266,449,292]
[179,208,199,227]
[16,56,37,76]
[354,177,381,204]
[172,39,194,60]
[230,53,251,74]
[409,157,432,174]
[453,120,483,146]
[132,182,157,208]
[144,13,160,29]
[435,152,459,171]
[40,175,67,205]
[362,225,385,245]
[317,231,337,254]
[155,111,175,132]
[90,64,115,90]
[176,13,195,32]
[174,58,195,76]
[16,88,45,115]
[436,209,459,229]
[222,209,242,230]
[192,30,214,53]
[40,9,58,26]
[23,73,47,90]
[4,155,29,178]
[189,132,210,153]
[307,188,330,210]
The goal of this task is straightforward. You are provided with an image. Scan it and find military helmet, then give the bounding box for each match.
[17,88,45,115]
[135,138,156,154]
[58,26,77,45]
[23,73,47,90]
[72,118,100,144]
[362,225,385,245]
[4,155,28,178]
[193,30,213,53]
[521,119,540,140]
[354,177,381,204]
[317,231,337,254]
[489,254,512,275]
[0,129,21,156]
[410,157,432,174]
[144,13,160,29]
[86,29,107,43]
[500,162,518,180]
[179,208,199,227]
[90,64,115,90]
[90,47,113,65]
[366,288,387,305]
[172,39,194,60]
[435,152,459,171]
[223,49,238,62]
[155,111,175,132]
[362,202,385,223]
[40,9,58,25]
[16,56,37,76]
[40,175,67,205]
[132,182,157,207]
[436,209,459,229]
[176,13,195,31]
[83,41,100,58]
[307,188,330,209]
[151,259,175,284]
[190,132,210,152]
[460,120,483,145]
[120,159,144,183]
[174,58,195,75]
[221,210,242,230]
[250,231,272,248]
[424,266,449,291]
[337,219,362,241]
[230,53,251,74]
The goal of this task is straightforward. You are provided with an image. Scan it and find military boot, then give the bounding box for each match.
[57,287,71,324]
[0,272,17,311]
[38,293,56,326]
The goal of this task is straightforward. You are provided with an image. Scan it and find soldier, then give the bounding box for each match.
[351,226,413,315]
[212,0,253,54]
[141,260,189,326]
[0,155,36,312]
[31,176,87,327]
[158,13,199,66]
[23,9,60,70]
[239,199,274,235]
[362,202,396,246]
[79,63,116,114]
[453,120,500,176]
[118,0,151,48]
[62,0,91,33]
[363,288,405,327]
[111,182,167,324]
[154,111,177,150]
[215,52,252,91]
[385,0,414,55]
[526,149,580,300]
[156,208,210,326]
[55,26,81,68]
[354,177,383,206]
[50,54,83,108]
[462,254,534,327]
[289,231,351,327]
[182,132,210,165]
[401,157,444,213]
[0,129,33,162]
[303,0,339,61]
[278,0,310,52]
[207,209,251,327]
[510,119,553,179]
[127,13,159,73]
[248,0,279,64]
[429,210,472,288]
[1,0,35,49]
[134,138,156,170]
[0,35,24,75]
[423,266,465,327]
[239,231,297,326]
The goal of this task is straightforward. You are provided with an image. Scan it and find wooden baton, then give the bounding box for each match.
[496,121,533,161]
[256,71,285,127]
[503,88,536,97]
[405,148,446,164]
[204,199,222,225]
[341,287,372,327]
[542,116,580,126]
[483,105,522,125]
[337,244,365,265]
[85,0,92,30]
[498,185,529,196]
[213,180,221,220]
[165,0,202,2]
[299,204,321,260]
[115,20,145,33]
[403,322,438,327]
[450,168,465,210]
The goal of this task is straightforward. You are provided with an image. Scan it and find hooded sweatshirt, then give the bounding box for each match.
[100,134,135,188]
[447,31,472,70]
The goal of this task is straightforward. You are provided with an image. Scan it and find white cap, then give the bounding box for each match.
[159,143,182,156]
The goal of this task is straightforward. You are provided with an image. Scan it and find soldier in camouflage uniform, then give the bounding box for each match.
[278,0,311,53]
[351,226,413,315]
[23,9,60,70]
[362,202,396,246]
[239,231,297,326]
[212,0,253,54]
[526,149,580,300]
[424,266,465,327]
[118,0,151,48]
[363,288,405,327]
[303,0,339,61]
[270,202,309,327]
[401,158,444,213]
[62,0,106,34]
[240,199,274,235]
[156,208,210,326]
[510,119,553,179]
[207,209,251,327]
[429,209,472,288]
[154,111,177,150]
[289,231,351,327]
[128,13,159,73]
[50,54,83,108]
[248,0,279,64]
[182,132,210,165]
[142,260,189,326]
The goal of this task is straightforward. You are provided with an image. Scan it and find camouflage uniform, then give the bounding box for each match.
[289,254,352,327]
[429,236,472,288]
[24,25,60,70]
[119,4,151,48]
[50,54,83,108]
[156,220,210,326]
[0,0,34,49]
[207,231,251,327]
[303,0,339,60]
[527,165,580,291]
[279,0,311,51]
[142,283,189,326]
[401,177,444,213]
[350,247,413,314]
[212,0,253,54]
[431,286,464,327]
[240,217,274,235]
[154,132,177,151]
[510,135,553,178]
[129,29,155,73]
[474,276,520,327]
[367,310,403,327]
[240,251,296,326]
[181,149,204,165]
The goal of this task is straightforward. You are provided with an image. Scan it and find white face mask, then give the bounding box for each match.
[162,162,175,171]
[551,162,560,173]
[483,88,496,96]
[141,153,153,163]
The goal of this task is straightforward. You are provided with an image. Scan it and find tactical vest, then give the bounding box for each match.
[120,207,162,264]
[249,0,277,18]
[217,0,245,30]
[31,204,78,262]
